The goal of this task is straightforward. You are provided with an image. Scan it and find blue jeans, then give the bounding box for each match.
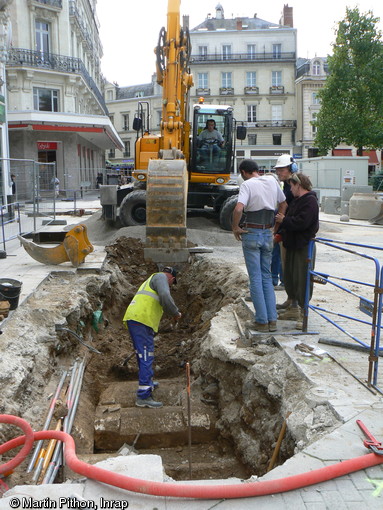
[271,242,283,286]
[242,228,277,324]
[127,320,155,399]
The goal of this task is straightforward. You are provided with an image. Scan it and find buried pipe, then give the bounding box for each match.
[1,415,383,499]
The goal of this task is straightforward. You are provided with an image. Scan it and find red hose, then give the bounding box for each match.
[1,414,383,500]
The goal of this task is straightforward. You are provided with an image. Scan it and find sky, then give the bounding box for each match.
[97,0,383,86]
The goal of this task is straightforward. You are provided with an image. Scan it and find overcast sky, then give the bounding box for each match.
[97,1,383,86]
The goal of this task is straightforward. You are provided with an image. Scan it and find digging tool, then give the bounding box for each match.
[122,352,136,367]
[55,325,101,354]
[294,343,323,360]
[18,224,93,267]
[186,361,192,479]
[267,412,291,472]
[357,419,383,455]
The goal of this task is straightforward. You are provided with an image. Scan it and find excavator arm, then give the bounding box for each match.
[144,0,193,264]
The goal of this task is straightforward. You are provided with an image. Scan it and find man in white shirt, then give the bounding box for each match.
[232,159,287,332]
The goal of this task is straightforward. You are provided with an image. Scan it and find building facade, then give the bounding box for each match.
[4,0,123,198]
[189,3,297,171]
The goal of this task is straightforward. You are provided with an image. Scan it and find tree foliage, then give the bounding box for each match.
[314,8,383,155]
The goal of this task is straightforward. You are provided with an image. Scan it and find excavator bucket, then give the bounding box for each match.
[18,224,94,268]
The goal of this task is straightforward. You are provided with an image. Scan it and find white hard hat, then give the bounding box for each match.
[274,154,293,168]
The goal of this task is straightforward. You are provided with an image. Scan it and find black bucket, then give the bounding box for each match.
[0,278,22,310]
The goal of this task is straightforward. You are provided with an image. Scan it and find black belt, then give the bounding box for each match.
[243,223,272,229]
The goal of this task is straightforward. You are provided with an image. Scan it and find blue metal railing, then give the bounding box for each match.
[304,237,383,391]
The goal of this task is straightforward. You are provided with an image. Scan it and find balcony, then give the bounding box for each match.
[190,51,296,64]
[29,0,62,8]
[219,87,234,96]
[7,48,108,116]
[244,86,259,95]
[269,85,285,95]
[248,120,296,128]
[196,87,210,96]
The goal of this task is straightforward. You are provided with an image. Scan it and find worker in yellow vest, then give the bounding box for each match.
[123,267,181,408]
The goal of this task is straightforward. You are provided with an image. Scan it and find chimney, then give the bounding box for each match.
[280,4,293,28]
[182,15,189,31]
[236,18,242,30]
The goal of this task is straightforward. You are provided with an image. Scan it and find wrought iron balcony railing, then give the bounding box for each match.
[247,120,296,128]
[244,86,259,95]
[269,85,285,94]
[196,87,210,96]
[191,52,296,64]
[7,48,108,115]
[219,87,234,95]
[32,0,62,7]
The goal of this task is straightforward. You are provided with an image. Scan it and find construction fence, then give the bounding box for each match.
[0,158,105,251]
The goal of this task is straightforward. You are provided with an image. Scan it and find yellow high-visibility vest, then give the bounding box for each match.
[123,273,163,332]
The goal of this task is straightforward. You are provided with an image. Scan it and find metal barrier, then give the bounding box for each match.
[0,202,22,251]
[305,237,383,392]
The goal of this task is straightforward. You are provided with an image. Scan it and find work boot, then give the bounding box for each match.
[295,308,304,330]
[252,322,269,333]
[136,396,163,408]
[269,321,277,332]
[276,298,292,310]
[278,306,300,321]
[152,381,159,389]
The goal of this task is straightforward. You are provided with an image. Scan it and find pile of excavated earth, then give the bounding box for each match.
[0,212,364,490]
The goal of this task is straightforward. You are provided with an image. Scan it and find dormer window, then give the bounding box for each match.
[312,60,321,76]
[216,3,224,19]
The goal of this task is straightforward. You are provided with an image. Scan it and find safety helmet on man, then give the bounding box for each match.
[274,154,293,168]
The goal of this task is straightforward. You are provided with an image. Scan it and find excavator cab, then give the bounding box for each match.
[190,104,235,184]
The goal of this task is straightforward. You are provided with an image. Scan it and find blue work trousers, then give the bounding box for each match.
[127,320,155,399]
[242,228,277,324]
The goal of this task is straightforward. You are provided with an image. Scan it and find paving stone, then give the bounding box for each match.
[320,490,348,509]
[300,488,325,502]
[334,478,364,501]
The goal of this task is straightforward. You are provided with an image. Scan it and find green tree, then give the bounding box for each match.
[314,7,383,155]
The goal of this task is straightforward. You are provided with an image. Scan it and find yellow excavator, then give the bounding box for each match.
[102,0,246,263]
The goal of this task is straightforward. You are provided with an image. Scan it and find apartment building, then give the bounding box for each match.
[104,75,162,171]
[105,4,298,173]
[4,0,123,196]
[189,3,297,171]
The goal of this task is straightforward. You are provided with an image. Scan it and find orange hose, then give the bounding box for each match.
[1,414,383,500]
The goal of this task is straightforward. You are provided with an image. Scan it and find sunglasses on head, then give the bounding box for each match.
[288,173,301,185]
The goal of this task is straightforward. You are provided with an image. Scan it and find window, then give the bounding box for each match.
[271,105,282,125]
[124,141,130,157]
[273,134,282,145]
[311,113,318,135]
[273,44,281,59]
[222,72,232,88]
[312,60,321,75]
[199,46,207,59]
[198,73,208,89]
[246,71,256,87]
[35,21,49,53]
[107,90,113,101]
[33,87,59,112]
[247,44,256,58]
[109,114,114,125]
[108,148,115,158]
[312,92,320,105]
[248,134,257,145]
[272,71,282,87]
[308,148,319,158]
[134,91,144,98]
[222,45,232,60]
[247,105,257,122]
[122,114,129,130]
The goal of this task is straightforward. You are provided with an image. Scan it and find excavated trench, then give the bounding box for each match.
[0,235,340,488]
